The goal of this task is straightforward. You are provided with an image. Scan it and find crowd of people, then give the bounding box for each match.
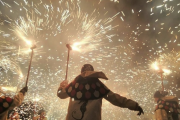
[0,64,180,120]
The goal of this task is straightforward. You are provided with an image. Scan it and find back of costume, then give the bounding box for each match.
[155,96,180,120]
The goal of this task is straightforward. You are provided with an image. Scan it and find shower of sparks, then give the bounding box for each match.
[1,86,17,92]
[0,0,180,119]
[0,56,22,74]
[151,61,171,75]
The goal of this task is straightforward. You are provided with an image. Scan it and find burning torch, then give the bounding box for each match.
[59,43,80,86]
[151,61,171,91]
[65,44,72,81]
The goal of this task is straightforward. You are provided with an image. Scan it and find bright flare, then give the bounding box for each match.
[25,40,32,46]
[162,69,171,75]
[151,62,159,70]
[72,42,81,51]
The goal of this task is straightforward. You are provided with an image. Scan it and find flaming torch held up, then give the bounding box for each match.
[151,61,171,91]
[60,42,81,86]
[65,44,72,81]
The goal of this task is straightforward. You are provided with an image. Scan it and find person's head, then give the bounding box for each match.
[81,64,94,73]
[38,110,46,117]
[154,91,168,102]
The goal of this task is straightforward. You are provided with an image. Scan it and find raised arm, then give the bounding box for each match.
[9,86,28,110]
[104,91,144,115]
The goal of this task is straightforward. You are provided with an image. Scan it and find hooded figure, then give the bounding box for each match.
[57,64,144,120]
[154,90,180,120]
[0,86,27,120]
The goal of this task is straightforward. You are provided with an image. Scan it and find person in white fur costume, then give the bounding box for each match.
[57,64,144,120]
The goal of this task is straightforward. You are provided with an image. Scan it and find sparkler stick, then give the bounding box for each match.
[25,44,37,87]
[158,67,164,91]
[65,44,72,81]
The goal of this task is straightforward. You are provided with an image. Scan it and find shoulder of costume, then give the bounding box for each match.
[65,71,110,100]
[0,96,14,114]
[162,96,179,103]
[80,71,108,80]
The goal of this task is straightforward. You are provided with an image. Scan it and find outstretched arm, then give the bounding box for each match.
[57,80,69,99]
[104,91,144,115]
[9,86,28,110]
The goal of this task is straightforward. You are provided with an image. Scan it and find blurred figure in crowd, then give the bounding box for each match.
[0,86,28,120]
[154,90,180,120]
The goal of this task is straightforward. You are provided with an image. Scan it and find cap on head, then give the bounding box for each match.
[81,64,94,73]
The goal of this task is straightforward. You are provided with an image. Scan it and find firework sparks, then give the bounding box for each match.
[0,0,180,119]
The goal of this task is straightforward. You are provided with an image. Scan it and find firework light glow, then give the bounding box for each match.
[0,0,180,119]
[151,61,171,75]
[70,42,81,51]
[151,61,159,70]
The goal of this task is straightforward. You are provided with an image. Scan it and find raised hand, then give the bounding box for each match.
[20,86,28,95]
[60,80,68,88]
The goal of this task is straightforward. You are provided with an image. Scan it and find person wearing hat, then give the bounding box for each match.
[57,64,144,120]
[154,90,180,120]
[0,86,28,120]
[33,110,47,120]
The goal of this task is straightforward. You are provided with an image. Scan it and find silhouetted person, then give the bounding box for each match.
[0,86,28,120]
[154,91,180,120]
[57,64,144,120]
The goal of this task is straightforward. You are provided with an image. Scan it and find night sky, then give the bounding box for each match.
[0,0,180,119]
